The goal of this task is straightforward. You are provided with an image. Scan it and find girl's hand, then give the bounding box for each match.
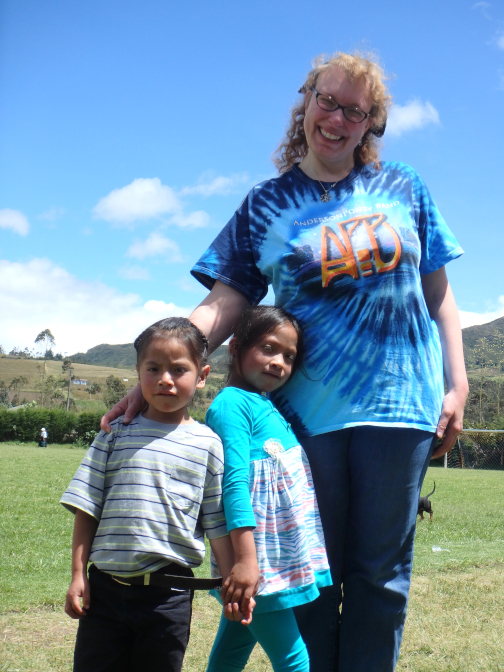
[221,558,259,618]
[65,572,90,619]
[431,387,467,459]
[100,383,146,432]
[223,596,256,625]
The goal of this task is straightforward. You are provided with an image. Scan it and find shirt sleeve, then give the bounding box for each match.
[205,392,257,531]
[200,436,228,539]
[60,428,117,520]
[191,193,269,305]
[414,172,464,275]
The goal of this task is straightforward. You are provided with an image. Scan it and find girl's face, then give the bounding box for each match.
[136,337,209,424]
[229,323,298,394]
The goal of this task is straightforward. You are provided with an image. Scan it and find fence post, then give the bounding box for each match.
[444,451,447,469]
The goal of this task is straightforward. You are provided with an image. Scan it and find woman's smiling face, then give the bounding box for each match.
[304,66,373,172]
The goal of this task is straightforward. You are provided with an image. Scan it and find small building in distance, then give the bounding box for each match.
[72,379,88,386]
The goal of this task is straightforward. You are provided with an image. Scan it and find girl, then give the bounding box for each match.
[61,317,235,672]
[206,306,331,672]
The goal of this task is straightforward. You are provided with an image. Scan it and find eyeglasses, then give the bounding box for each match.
[310,88,370,123]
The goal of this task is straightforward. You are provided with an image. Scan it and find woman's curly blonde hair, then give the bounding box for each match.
[273,51,392,173]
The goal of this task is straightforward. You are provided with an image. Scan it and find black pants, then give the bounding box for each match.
[74,566,194,672]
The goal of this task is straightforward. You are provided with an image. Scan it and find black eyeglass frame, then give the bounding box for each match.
[310,87,371,124]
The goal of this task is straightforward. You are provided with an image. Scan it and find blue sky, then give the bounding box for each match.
[1,0,503,355]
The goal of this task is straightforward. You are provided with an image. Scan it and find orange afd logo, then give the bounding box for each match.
[321,213,401,287]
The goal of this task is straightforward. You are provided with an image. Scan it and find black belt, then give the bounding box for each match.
[94,565,222,590]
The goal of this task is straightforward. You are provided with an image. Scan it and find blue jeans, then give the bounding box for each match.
[294,426,435,672]
[207,608,309,672]
[73,566,193,672]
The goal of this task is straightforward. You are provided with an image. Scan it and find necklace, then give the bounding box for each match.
[307,157,353,203]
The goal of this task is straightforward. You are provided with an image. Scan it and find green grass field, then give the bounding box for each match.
[1,444,503,671]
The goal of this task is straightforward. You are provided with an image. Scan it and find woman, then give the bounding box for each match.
[103,52,468,671]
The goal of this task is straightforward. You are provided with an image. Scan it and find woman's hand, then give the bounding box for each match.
[100,383,146,432]
[421,267,469,460]
[432,387,467,459]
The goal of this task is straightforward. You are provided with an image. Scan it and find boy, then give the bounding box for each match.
[61,317,234,672]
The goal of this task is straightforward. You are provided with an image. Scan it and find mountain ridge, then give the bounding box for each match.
[68,316,504,370]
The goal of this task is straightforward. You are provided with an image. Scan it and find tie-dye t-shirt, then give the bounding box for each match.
[191,162,463,437]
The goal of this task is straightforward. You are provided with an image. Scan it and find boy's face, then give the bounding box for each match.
[136,337,209,425]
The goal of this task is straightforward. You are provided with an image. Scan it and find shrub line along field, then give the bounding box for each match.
[1,445,503,671]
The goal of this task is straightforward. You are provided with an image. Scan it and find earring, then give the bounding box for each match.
[358,140,362,146]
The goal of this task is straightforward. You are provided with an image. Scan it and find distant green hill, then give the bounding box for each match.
[69,343,229,371]
[70,343,137,368]
[462,315,504,350]
[461,315,504,368]
[68,315,504,373]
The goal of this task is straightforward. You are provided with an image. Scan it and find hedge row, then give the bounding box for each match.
[0,407,102,443]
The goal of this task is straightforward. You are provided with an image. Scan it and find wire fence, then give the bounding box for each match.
[446,430,504,470]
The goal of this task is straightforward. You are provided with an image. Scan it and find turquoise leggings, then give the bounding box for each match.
[206,608,309,672]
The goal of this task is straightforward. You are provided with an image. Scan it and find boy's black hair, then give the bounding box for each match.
[232,305,304,374]
[134,317,209,368]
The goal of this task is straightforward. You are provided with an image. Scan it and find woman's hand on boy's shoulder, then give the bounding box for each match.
[65,573,91,619]
[100,383,146,432]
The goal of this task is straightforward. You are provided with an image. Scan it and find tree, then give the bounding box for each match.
[0,380,10,406]
[0,345,4,355]
[474,337,492,426]
[35,363,46,404]
[34,329,56,369]
[62,358,74,412]
[492,331,504,419]
[9,376,28,406]
[35,375,65,408]
[103,376,127,408]
[88,382,102,399]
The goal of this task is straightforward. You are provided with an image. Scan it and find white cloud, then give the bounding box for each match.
[169,210,210,228]
[472,2,492,20]
[38,206,66,221]
[118,265,152,281]
[93,178,181,224]
[93,177,212,229]
[126,232,184,262]
[387,100,440,137]
[0,258,193,354]
[0,208,30,236]
[497,34,504,50]
[459,296,504,328]
[180,172,250,197]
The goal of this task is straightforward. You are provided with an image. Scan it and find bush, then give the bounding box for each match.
[0,408,102,444]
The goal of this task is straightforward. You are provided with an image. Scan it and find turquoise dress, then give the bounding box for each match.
[206,387,331,613]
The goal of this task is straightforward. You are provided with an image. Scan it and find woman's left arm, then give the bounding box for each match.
[421,266,469,459]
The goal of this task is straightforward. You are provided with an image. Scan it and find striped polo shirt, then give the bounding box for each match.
[61,414,227,576]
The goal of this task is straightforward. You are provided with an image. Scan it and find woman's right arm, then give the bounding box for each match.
[100,281,250,431]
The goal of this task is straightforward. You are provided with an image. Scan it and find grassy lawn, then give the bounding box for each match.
[1,443,503,671]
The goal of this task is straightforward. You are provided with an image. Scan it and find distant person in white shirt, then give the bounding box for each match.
[40,427,48,447]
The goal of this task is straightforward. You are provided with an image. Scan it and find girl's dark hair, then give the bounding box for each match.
[134,317,209,368]
[232,305,304,374]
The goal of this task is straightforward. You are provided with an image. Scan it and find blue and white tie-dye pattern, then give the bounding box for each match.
[192,162,463,437]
